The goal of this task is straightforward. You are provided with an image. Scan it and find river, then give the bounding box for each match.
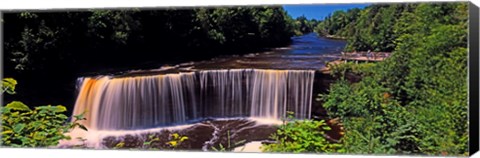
[60,33,347,151]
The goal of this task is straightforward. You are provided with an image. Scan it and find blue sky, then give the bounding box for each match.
[283,4,370,20]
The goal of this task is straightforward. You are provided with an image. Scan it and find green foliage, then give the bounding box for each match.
[192,7,296,48]
[0,78,87,147]
[291,15,318,35]
[114,133,188,150]
[321,76,419,154]
[141,134,161,149]
[87,10,141,45]
[316,4,412,52]
[1,78,18,95]
[315,8,360,38]
[327,62,376,79]
[166,133,188,149]
[4,7,298,74]
[319,2,468,156]
[1,103,87,147]
[211,130,246,152]
[262,112,344,153]
[114,142,125,149]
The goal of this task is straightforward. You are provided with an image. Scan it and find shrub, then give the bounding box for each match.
[328,62,376,79]
[262,112,344,153]
[1,78,87,147]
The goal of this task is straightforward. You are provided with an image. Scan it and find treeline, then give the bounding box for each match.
[315,4,422,52]
[2,7,300,111]
[291,15,319,36]
[4,7,299,74]
[320,2,468,156]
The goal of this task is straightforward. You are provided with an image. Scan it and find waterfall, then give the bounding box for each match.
[71,69,315,131]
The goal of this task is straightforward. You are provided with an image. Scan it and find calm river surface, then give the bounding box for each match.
[122,33,346,76]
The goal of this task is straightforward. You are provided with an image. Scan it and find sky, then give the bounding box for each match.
[283,4,370,20]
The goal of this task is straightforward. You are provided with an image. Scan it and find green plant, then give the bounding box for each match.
[262,112,344,153]
[328,62,376,79]
[114,142,125,149]
[1,102,87,147]
[211,130,246,152]
[114,133,188,150]
[141,134,161,149]
[1,78,17,95]
[165,133,188,149]
[0,78,88,147]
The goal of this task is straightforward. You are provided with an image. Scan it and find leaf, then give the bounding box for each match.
[54,105,67,113]
[33,132,47,140]
[2,130,14,135]
[115,142,125,148]
[6,101,31,111]
[234,139,246,145]
[167,141,177,147]
[322,126,332,131]
[13,123,26,133]
[78,124,88,131]
[180,136,188,142]
[73,111,87,120]
[2,78,17,94]
[172,133,179,139]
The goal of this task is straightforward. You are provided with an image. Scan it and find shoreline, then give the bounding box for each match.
[321,34,348,40]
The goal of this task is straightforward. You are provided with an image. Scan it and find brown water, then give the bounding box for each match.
[121,33,346,76]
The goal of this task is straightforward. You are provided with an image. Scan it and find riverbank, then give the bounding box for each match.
[320,59,344,73]
[321,34,348,40]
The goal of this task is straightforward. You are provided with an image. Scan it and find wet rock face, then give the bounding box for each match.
[205,120,278,151]
[101,119,278,151]
[92,118,344,152]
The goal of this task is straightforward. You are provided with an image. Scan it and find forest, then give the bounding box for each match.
[1,2,470,156]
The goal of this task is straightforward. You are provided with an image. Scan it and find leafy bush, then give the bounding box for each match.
[1,78,87,147]
[328,62,376,79]
[320,76,418,154]
[262,112,344,153]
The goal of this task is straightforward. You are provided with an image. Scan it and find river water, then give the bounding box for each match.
[122,33,346,76]
[60,33,346,151]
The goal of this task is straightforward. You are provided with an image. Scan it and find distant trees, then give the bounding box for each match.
[292,15,318,35]
[315,8,360,38]
[4,7,297,74]
[315,4,418,52]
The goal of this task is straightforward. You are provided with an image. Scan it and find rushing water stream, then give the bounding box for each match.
[60,33,346,150]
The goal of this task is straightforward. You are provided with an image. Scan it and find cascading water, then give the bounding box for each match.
[71,69,315,131]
